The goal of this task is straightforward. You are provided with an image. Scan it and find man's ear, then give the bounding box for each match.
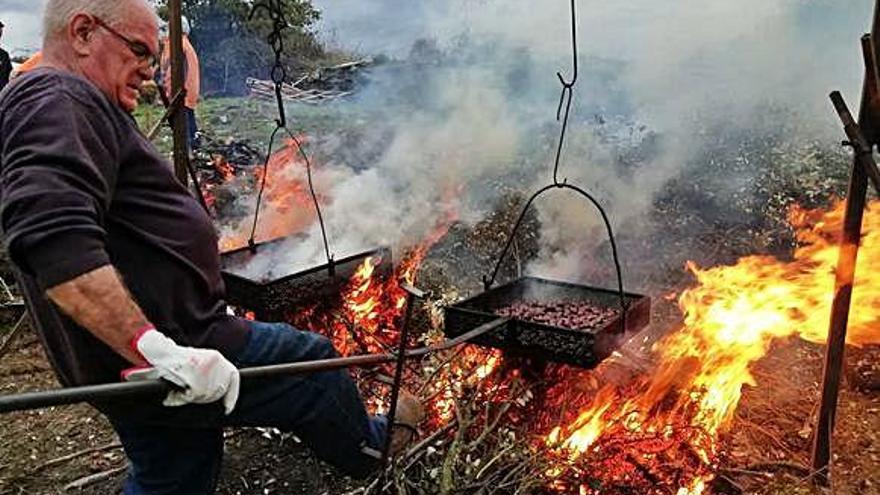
[69,13,96,57]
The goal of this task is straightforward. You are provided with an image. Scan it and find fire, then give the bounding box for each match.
[218,137,321,252]
[541,199,880,493]
[282,188,509,424]
[221,138,880,491]
[212,154,236,181]
[225,175,880,492]
[290,187,461,358]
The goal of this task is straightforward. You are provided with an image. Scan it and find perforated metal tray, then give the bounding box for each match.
[221,239,392,322]
[444,277,650,368]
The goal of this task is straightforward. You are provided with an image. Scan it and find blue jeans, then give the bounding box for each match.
[109,321,387,494]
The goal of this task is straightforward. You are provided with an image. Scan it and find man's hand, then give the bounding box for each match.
[123,328,240,414]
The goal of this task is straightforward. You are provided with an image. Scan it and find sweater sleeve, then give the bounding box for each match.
[0,87,121,290]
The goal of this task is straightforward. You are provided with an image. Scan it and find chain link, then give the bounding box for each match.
[246,1,333,272]
[250,0,289,127]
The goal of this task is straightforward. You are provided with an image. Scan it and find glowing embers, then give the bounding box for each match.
[538,200,880,494]
[445,277,651,368]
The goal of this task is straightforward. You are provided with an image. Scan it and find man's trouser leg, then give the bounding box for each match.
[110,420,223,495]
[106,320,385,493]
[227,321,386,478]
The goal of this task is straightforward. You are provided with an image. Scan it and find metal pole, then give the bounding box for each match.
[0,319,508,415]
[382,284,424,462]
[168,0,189,185]
[811,2,880,482]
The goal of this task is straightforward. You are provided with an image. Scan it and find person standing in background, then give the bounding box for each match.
[160,16,200,152]
[12,51,43,79]
[0,21,13,91]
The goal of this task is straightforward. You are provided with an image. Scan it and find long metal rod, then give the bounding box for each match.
[382,287,419,462]
[0,319,508,414]
[811,2,880,482]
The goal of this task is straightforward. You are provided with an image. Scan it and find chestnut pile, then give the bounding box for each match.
[495,300,617,330]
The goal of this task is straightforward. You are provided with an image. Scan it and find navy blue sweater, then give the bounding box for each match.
[0,68,248,388]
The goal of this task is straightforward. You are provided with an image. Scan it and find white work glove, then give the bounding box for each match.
[122,328,240,414]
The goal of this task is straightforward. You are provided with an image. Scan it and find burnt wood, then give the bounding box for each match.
[812,2,880,484]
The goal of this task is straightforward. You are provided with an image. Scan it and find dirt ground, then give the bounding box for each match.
[0,321,366,495]
[1,312,879,494]
[721,340,880,495]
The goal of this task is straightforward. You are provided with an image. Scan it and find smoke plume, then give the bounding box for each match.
[235,0,872,288]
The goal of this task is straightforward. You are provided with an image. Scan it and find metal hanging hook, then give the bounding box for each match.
[552,0,578,186]
[250,0,289,128]
[245,0,334,274]
[557,0,579,89]
[482,0,629,332]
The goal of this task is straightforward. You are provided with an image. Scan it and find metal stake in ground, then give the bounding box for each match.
[382,283,425,463]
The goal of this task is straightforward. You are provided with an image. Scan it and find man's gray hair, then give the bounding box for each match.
[42,0,156,43]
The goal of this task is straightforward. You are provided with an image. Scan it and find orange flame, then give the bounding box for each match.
[212,155,236,181]
[219,137,320,252]
[289,187,461,357]
[542,199,880,493]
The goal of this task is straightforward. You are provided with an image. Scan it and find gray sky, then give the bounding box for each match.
[1,1,873,69]
[0,0,409,57]
[0,0,47,57]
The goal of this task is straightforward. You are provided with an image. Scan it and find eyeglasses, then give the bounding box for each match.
[93,17,158,67]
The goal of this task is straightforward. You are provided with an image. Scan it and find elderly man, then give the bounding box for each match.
[0,1,421,493]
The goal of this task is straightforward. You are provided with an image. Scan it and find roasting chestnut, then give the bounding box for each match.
[495,300,616,330]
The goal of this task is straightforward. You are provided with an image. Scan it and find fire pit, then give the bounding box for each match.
[221,238,392,322]
[444,277,650,368]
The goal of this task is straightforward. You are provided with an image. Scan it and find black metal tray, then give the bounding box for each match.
[221,238,392,322]
[444,277,650,368]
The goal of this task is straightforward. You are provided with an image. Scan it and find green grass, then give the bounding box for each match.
[133,95,369,155]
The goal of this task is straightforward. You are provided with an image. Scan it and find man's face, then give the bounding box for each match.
[79,5,159,112]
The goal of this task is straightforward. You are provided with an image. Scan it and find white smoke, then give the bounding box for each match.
[235,0,872,284]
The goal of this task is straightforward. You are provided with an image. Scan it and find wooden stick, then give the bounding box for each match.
[33,442,122,473]
[0,312,28,361]
[63,465,127,491]
[168,0,188,185]
[811,2,880,484]
[830,91,880,196]
[146,90,185,141]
